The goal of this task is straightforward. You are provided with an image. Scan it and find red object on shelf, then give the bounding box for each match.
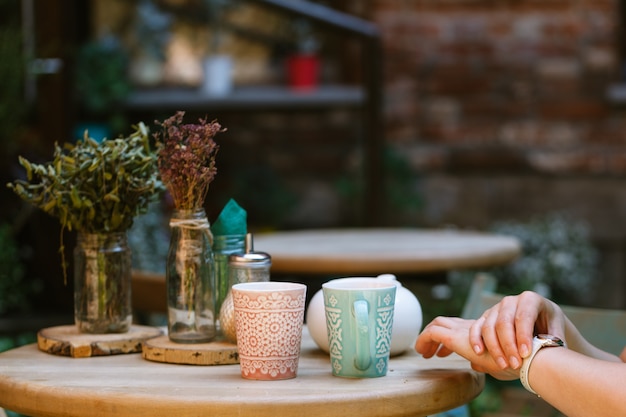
[286,54,320,91]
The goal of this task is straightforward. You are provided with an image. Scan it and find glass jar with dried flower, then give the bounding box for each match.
[155,111,225,343]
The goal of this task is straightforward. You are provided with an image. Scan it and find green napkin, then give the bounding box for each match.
[211,198,247,236]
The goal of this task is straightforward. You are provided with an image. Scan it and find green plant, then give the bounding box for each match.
[0,223,39,316]
[133,0,172,61]
[8,123,162,234]
[203,0,239,53]
[74,35,131,133]
[468,376,506,417]
[6,123,163,280]
[336,146,423,226]
[0,0,27,159]
[227,165,297,229]
[491,213,598,304]
[449,213,599,306]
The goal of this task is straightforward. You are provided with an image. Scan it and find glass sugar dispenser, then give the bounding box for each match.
[219,233,271,343]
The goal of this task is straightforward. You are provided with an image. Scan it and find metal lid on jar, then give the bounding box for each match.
[228,251,271,266]
[228,233,271,266]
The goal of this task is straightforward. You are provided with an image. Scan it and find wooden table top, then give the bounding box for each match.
[0,328,484,417]
[255,228,521,274]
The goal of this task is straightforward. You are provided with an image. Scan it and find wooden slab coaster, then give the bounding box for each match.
[37,325,163,358]
[142,335,239,365]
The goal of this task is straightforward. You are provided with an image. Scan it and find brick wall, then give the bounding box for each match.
[374,0,625,173]
[364,0,626,307]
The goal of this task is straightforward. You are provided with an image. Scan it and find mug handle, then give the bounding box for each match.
[353,299,372,370]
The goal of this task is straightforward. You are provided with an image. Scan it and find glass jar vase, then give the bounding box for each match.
[73,231,132,333]
[166,208,216,343]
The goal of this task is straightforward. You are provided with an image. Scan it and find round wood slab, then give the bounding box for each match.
[142,335,239,365]
[37,325,163,358]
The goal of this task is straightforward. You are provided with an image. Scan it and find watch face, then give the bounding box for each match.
[536,333,565,346]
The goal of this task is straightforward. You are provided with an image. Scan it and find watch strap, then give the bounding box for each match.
[520,334,565,395]
[519,337,542,394]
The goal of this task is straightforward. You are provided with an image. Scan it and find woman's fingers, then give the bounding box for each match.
[471,295,529,369]
[469,315,486,354]
[415,317,472,359]
[513,291,546,358]
[416,316,522,380]
[480,306,508,369]
[471,292,557,368]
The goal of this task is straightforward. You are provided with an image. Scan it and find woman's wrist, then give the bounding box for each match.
[520,335,566,395]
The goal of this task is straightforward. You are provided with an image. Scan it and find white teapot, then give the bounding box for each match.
[306,274,423,356]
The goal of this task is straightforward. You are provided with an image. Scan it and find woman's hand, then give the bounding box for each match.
[416,293,626,417]
[415,316,519,381]
[469,291,567,370]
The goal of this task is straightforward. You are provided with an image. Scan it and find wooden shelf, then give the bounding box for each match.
[122,0,383,225]
[124,85,366,112]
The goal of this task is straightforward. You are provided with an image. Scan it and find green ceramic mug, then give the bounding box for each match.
[322,278,396,378]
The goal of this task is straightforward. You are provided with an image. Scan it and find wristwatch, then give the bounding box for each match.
[519,334,566,395]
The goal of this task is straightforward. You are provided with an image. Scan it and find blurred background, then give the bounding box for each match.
[1,0,626,350]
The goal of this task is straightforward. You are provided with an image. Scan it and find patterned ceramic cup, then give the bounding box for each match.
[322,279,396,378]
[232,281,307,380]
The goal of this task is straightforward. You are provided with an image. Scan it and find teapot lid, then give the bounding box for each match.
[376,273,402,286]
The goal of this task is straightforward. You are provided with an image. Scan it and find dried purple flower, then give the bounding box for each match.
[154,111,224,210]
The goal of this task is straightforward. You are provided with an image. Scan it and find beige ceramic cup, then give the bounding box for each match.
[232,281,307,380]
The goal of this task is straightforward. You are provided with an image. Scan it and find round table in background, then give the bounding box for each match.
[130,228,521,314]
[254,228,521,275]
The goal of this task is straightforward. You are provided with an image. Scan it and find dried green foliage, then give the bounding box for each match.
[7,123,163,234]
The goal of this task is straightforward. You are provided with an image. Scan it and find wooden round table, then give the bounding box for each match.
[0,328,484,417]
[254,228,521,275]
